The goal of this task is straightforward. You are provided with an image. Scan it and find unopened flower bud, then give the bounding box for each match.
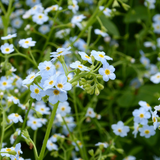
[95,87,100,96]
[97,83,104,90]
[88,149,94,156]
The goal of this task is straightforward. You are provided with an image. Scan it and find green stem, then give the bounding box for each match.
[29,49,37,67]
[85,26,92,52]
[33,130,38,160]
[73,88,88,160]
[0,1,6,14]
[38,101,59,160]
[0,110,6,160]
[70,0,113,47]
[13,99,33,146]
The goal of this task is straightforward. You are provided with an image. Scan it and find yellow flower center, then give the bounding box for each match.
[105,69,110,75]
[157,75,160,78]
[25,41,29,43]
[78,65,83,68]
[58,51,63,54]
[33,121,37,124]
[144,130,150,134]
[85,55,90,59]
[61,107,65,111]
[2,82,7,86]
[139,114,144,118]
[38,15,43,19]
[53,90,60,95]
[5,48,10,52]
[118,129,122,133]
[40,108,44,111]
[49,80,54,85]
[99,54,104,58]
[146,103,150,107]
[34,88,39,94]
[46,66,50,70]
[30,75,35,79]
[57,83,63,88]
[156,26,160,29]
[15,113,19,117]
[78,142,82,146]
[6,148,12,152]
[52,7,56,11]
[153,117,156,122]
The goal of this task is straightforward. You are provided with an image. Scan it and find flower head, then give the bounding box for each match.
[0,43,14,54]
[111,121,130,137]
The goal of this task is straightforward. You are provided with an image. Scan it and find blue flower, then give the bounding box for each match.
[98,62,116,82]
[30,84,45,101]
[46,88,68,104]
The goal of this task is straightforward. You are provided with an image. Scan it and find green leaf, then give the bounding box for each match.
[132,84,160,106]
[117,90,134,107]
[128,146,143,155]
[124,6,148,23]
[99,15,120,36]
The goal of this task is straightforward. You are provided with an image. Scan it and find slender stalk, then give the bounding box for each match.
[85,26,92,52]
[73,88,88,160]
[33,130,38,160]
[0,110,5,160]
[38,101,59,160]
[29,49,37,67]
[0,1,6,14]
[13,99,33,146]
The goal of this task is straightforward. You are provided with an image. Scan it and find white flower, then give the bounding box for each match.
[44,5,62,14]
[22,72,40,85]
[27,117,42,130]
[71,14,86,29]
[72,140,82,151]
[154,105,160,111]
[70,61,89,71]
[95,142,109,148]
[111,121,130,137]
[94,29,108,37]
[0,147,15,157]
[153,22,160,34]
[123,155,136,160]
[57,101,71,117]
[0,43,14,54]
[55,29,70,39]
[132,108,151,125]
[68,0,79,13]
[35,104,50,115]
[46,140,58,151]
[132,122,139,138]
[91,50,112,64]
[139,125,155,138]
[78,51,92,64]
[150,72,160,84]
[152,110,159,130]
[85,107,96,118]
[138,100,151,111]
[99,6,111,16]
[1,33,17,40]
[50,47,71,61]
[19,37,36,48]
[8,113,23,123]
[32,13,48,25]
[98,62,116,82]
